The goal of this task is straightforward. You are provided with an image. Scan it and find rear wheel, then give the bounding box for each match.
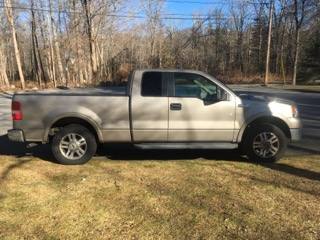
[242,124,288,163]
[52,124,97,165]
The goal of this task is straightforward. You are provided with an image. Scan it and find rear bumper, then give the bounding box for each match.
[290,128,301,142]
[7,129,25,142]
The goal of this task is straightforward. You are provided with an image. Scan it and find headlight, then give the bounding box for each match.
[268,101,299,118]
[291,105,298,118]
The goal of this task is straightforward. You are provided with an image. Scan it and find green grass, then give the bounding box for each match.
[0,154,319,239]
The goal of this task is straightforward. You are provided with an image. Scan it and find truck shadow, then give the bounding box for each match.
[0,135,245,162]
[102,145,320,181]
[101,144,246,162]
[0,135,319,182]
[0,134,246,162]
[0,135,54,161]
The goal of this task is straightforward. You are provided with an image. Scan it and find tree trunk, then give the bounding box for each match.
[31,21,41,87]
[49,0,66,86]
[37,3,56,87]
[292,29,300,86]
[47,16,57,87]
[31,0,42,88]
[4,0,25,89]
[0,43,10,88]
[82,0,98,82]
[72,0,84,85]
[292,0,306,86]
[265,0,273,85]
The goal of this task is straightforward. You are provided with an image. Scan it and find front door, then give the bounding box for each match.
[168,72,236,142]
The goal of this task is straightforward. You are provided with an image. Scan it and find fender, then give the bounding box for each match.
[42,106,103,142]
[236,112,290,143]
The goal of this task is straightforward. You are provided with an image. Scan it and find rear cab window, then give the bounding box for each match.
[141,72,167,97]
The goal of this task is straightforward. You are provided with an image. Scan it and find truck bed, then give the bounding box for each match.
[13,87,131,142]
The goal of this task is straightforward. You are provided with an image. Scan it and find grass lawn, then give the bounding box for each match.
[0,152,319,239]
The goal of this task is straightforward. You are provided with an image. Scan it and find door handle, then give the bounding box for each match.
[170,103,182,111]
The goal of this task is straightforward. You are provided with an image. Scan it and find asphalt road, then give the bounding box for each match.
[0,87,319,158]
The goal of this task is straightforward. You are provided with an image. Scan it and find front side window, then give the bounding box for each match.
[141,72,166,97]
[174,73,218,101]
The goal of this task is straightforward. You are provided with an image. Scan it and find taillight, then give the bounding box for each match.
[12,101,23,121]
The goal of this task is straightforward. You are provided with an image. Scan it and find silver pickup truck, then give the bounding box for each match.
[8,69,301,164]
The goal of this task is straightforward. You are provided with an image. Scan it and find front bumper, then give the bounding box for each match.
[290,128,302,142]
[7,129,25,142]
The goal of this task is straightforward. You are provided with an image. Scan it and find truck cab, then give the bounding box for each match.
[131,70,236,142]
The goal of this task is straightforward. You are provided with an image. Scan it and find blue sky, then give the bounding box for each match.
[128,0,233,29]
[160,0,237,29]
[165,1,209,15]
[10,0,259,31]
[164,1,227,16]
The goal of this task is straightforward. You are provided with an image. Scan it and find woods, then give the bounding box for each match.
[0,0,319,89]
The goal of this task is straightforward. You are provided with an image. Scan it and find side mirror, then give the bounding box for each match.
[217,88,229,101]
[203,97,216,105]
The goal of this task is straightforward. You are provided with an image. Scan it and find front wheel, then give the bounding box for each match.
[242,124,288,163]
[52,124,97,165]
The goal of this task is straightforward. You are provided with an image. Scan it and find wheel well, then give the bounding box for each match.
[49,117,99,142]
[242,116,291,141]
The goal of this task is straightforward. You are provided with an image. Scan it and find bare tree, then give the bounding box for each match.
[231,1,249,75]
[265,0,274,85]
[292,0,307,85]
[49,0,66,86]
[143,0,164,68]
[30,0,47,88]
[0,0,319,89]
[81,0,98,81]
[4,0,25,89]
[0,41,10,88]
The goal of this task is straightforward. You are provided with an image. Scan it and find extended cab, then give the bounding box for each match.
[8,69,301,164]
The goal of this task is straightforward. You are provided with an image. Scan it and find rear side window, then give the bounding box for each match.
[141,72,166,96]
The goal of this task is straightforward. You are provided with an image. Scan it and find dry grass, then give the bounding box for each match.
[0,154,319,239]
[220,72,292,85]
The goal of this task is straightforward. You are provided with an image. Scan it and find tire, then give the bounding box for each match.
[242,124,288,163]
[51,124,97,165]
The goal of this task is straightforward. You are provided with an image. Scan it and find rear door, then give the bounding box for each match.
[168,72,236,142]
[131,71,169,142]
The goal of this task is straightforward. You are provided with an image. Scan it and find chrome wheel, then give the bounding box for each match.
[253,132,280,158]
[59,133,87,160]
